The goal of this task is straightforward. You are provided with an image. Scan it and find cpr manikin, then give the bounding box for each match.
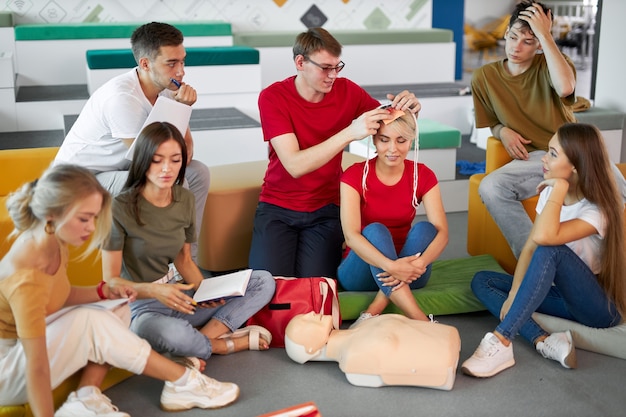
[284,312,461,391]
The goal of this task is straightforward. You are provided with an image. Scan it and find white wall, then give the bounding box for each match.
[594,0,626,162]
[3,0,432,31]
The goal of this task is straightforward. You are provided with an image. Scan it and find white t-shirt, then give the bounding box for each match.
[54,68,175,172]
[536,186,606,274]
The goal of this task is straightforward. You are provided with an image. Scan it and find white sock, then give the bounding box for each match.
[173,368,191,386]
[76,385,99,398]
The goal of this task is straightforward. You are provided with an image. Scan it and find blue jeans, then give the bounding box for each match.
[472,245,622,345]
[479,151,626,259]
[96,159,210,262]
[248,202,343,278]
[128,270,275,360]
[337,222,437,297]
[478,151,545,258]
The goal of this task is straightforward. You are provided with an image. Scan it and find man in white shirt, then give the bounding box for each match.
[55,22,210,261]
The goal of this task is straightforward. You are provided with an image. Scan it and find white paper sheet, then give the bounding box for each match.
[125,96,192,160]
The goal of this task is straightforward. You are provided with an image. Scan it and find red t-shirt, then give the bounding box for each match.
[258,76,380,212]
[341,158,438,254]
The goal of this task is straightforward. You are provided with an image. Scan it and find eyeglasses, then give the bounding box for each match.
[305,57,345,74]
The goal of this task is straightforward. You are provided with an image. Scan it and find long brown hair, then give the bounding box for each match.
[124,121,187,225]
[558,123,625,315]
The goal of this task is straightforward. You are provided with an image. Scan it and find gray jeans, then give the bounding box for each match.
[128,269,275,360]
[478,150,626,258]
[96,159,210,262]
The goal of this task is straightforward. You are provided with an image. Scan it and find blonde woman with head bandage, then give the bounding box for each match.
[338,111,449,325]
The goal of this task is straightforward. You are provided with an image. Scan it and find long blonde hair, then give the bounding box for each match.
[362,112,420,209]
[558,123,625,315]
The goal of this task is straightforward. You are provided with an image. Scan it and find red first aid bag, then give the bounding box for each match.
[247,277,341,348]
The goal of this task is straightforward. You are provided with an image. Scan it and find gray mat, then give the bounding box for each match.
[63,107,260,136]
[189,108,260,130]
[0,130,64,149]
[363,82,471,99]
[16,84,89,102]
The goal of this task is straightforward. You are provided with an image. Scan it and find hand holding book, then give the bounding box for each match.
[193,269,253,304]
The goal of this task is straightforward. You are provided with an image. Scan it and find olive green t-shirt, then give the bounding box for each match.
[471,53,577,152]
[105,185,196,283]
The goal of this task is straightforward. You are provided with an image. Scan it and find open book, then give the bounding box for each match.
[46,298,129,324]
[193,269,252,303]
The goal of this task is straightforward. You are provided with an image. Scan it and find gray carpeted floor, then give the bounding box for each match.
[103,213,626,417]
[104,309,626,417]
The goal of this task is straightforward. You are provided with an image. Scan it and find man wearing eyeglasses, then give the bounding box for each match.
[248,27,421,279]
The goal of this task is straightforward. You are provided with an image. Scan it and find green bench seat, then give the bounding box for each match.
[13,21,234,88]
[86,46,260,69]
[349,118,461,181]
[14,21,231,40]
[351,119,461,151]
[233,28,456,89]
[0,11,12,28]
[414,118,462,150]
[233,28,453,47]
[339,254,501,320]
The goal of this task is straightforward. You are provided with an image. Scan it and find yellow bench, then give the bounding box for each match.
[467,137,626,274]
[197,152,366,273]
[0,147,131,417]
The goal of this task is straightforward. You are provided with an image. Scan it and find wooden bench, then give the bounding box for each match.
[197,152,365,273]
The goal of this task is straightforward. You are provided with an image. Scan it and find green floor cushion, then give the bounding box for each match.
[339,254,503,320]
[533,313,626,360]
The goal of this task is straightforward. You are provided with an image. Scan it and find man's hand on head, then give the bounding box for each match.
[385,91,421,116]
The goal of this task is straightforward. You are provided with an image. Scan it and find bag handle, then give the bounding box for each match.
[318,278,341,329]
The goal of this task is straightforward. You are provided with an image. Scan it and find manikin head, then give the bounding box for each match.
[284,312,333,364]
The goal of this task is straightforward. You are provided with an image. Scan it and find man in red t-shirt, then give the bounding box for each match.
[248,27,421,278]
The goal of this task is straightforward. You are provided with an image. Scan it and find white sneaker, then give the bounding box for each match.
[536,330,577,369]
[55,387,129,417]
[349,311,379,329]
[461,332,515,378]
[160,368,239,411]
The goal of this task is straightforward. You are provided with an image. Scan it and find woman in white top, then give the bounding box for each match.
[462,123,625,378]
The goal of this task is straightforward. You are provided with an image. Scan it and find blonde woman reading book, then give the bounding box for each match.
[0,164,239,417]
